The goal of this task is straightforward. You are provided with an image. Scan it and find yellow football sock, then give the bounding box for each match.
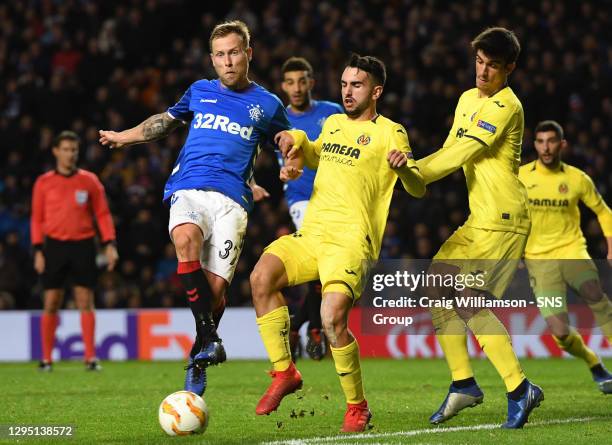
[330,339,365,404]
[554,329,600,368]
[256,306,292,371]
[430,307,474,381]
[589,295,612,342]
[467,309,525,392]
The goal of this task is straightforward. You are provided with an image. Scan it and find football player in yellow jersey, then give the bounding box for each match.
[519,120,612,394]
[416,27,543,428]
[250,54,425,432]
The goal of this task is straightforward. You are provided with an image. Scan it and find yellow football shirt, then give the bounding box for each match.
[417,86,530,234]
[287,113,419,258]
[519,160,612,257]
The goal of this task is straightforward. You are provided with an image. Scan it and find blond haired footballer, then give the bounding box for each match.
[250,54,425,432]
[520,120,612,394]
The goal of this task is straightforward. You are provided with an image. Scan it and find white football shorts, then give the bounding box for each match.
[168,189,248,283]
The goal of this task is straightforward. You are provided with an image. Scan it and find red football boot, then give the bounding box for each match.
[256,362,303,415]
[341,400,372,432]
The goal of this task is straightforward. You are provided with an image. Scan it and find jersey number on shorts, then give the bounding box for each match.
[219,237,245,266]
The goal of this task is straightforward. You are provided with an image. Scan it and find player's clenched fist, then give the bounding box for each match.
[387,149,408,169]
[279,166,303,182]
[251,183,271,202]
[274,131,300,159]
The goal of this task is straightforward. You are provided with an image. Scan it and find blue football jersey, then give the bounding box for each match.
[164,79,290,212]
[278,100,343,206]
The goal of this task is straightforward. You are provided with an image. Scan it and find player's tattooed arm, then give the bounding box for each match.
[142,113,184,141]
[99,113,185,149]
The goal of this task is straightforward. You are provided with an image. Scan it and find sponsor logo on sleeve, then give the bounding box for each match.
[477,120,497,134]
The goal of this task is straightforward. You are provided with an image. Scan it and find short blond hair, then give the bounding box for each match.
[209,20,250,51]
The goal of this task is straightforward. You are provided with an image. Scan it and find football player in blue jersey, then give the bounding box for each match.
[278,57,343,361]
[99,20,290,396]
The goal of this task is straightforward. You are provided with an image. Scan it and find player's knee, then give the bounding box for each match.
[172,227,202,260]
[551,327,570,339]
[250,265,272,302]
[44,301,61,313]
[251,255,287,302]
[580,280,603,304]
[44,293,62,312]
[75,297,94,311]
[44,305,60,314]
[321,310,347,344]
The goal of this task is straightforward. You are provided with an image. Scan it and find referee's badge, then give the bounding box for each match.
[75,190,89,204]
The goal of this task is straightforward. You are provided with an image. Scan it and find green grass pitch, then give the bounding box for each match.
[1,358,610,444]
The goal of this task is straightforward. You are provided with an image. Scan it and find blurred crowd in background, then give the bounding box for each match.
[1,0,611,310]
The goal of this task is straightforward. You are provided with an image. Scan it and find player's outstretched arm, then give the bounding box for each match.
[99,112,185,149]
[388,149,426,198]
[416,136,488,184]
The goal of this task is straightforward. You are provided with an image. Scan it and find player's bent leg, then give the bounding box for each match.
[578,279,612,392]
[422,264,482,424]
[428,306,483,426]
[252,254,302,415]
[425,263,474,383]
[173,223,226,395]
[174,223,225,364]
[40,289,63,371]
[191,273,228,389]
[202,270,228,318]
[251,254,290,317]
[579,280,612,343]
[462,305,544,428]
[321,288,371,433]
[74,286,100,370]
[428,305,483,426]
[188,272,228,395]
[547,307,612,395]
[547,313,600,366]
[464,307,525,389]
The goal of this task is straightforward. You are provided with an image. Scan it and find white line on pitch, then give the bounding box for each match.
[261,416,610,445]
